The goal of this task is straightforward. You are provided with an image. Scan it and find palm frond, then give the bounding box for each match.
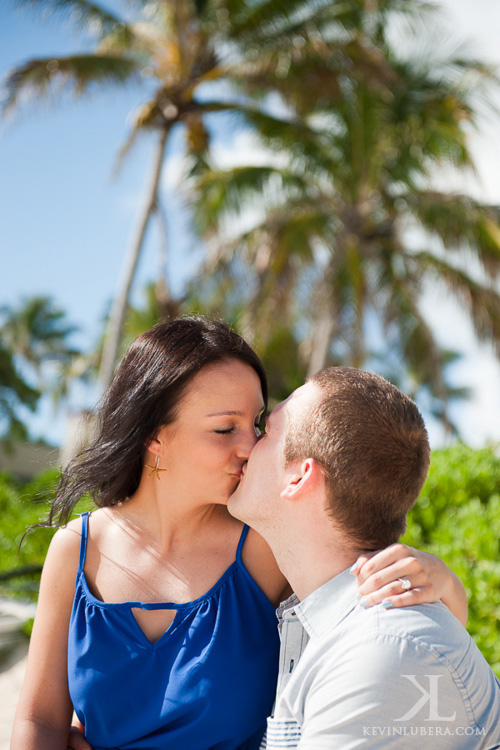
[112,100,163,179]
[378,265,449,403]
[192,165,313,234]
[415,252,500,355]
[204,197,327,274]
[13,0,132,40]
[96,21,157,58]
[196,100,316,144]
[407,191,500,278]
[3,54,140,115]
[228,36,400,117]
[222,0,334,42]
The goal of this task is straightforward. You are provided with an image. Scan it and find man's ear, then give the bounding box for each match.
[280,458,319,501]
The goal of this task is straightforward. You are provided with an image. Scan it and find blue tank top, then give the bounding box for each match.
[68,513,280,750]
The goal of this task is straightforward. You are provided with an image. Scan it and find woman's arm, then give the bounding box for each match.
[352,543,468,626]
[11,522,82,750]
[244,529,468,625]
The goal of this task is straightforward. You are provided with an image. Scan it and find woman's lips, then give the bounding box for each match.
[230,465,247,479]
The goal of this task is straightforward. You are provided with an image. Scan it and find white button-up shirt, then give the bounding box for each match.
[262,568,500,749]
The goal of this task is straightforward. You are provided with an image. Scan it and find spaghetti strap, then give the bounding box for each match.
[78,512,90,573]
[236,524,250,562]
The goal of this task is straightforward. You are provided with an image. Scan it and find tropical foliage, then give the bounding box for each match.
[2,446,499,675]
[0,469,59,601]
[3,0,334,389]
[0,339,39,447]
[0,468,93,602]
[404,445,500,676]
[190,0,500,432]
[1,296,82,403]
[0,297,82,446]
[3,0,500,443]
[5,1,500,435]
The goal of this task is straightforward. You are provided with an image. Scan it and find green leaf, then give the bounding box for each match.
[3,54,139,115]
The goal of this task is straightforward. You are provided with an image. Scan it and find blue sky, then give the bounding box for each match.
[1,0,500,449]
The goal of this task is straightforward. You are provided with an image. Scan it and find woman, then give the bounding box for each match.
[11,318,467,750]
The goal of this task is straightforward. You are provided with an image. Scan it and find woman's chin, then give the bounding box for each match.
[207,476,241,507]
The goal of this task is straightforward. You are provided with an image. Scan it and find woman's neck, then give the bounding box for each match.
[111,483,233,555]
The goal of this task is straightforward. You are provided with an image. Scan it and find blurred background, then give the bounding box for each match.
[1,0,500,743]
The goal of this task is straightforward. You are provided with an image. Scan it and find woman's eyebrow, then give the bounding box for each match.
[206,406,265,418]
[206,410,244,417]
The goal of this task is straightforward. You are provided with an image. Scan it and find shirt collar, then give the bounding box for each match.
[276,592,301,624]
[294,567,359,639]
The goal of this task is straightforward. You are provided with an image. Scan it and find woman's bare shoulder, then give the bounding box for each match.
[47,508,112,553]
[50,516,83,549]
[43,517,84,574]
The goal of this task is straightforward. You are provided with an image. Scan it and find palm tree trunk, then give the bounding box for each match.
[306,314,337,377]
[154,198,173,320]
[99,126,170,391]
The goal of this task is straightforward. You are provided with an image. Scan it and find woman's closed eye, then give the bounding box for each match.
[214,418,264,436]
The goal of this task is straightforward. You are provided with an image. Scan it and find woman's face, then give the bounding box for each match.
[156,358,265,506]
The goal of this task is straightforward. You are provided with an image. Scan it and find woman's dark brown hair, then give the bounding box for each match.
[49,317,267,526]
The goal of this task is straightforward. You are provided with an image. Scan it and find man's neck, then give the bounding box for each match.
[263,523,358,601]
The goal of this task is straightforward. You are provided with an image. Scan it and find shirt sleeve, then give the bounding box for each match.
[296,632,471,749]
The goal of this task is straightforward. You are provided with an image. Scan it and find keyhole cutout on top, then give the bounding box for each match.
[131,607,177,645]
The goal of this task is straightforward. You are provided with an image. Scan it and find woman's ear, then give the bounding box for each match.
[280,458,318,501]
[145,435,161,455]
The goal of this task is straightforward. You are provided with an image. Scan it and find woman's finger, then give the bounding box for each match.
[379,586,442,609]
[358,588,427,609]
[359,574,438,606]
[358,572,432,607]
[354,543,415,585]
[357,556,425,598]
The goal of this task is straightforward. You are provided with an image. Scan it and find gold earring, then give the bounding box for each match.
[144,455,167,479]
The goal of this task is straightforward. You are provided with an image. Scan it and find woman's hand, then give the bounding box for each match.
[68,723,92,750]
[352,543,468,626]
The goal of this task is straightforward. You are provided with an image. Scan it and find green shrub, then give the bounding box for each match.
[2,446,499,676]
[404,445,500,675]
[0,469,57,599]
[0,469,91,601]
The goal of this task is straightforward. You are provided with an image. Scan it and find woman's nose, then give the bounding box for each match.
[236,429,259,459]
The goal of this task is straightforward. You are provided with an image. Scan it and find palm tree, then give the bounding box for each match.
[0,337,39,448]
[3,0,337,390]
[0,296,82,406]
[191,0,500,429]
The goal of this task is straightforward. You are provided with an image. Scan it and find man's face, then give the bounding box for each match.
[228,381,321,526]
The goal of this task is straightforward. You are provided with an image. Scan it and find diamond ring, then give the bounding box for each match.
[398,577,411,591]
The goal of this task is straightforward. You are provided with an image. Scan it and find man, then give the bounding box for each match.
[228,367,500,749]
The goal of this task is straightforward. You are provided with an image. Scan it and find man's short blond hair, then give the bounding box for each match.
[284,367,430,549]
